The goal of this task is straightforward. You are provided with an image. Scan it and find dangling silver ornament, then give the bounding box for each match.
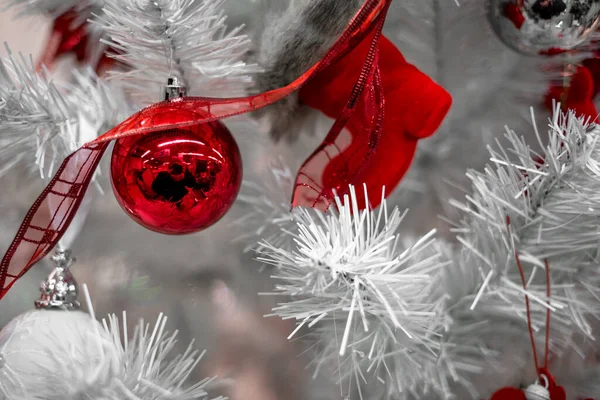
[524,376,551,400]
[486,0,600,55]
[34,248,80,310]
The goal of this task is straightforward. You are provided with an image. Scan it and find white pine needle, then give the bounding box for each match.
[98,312,224,400]
[3,0,99,16]
[259,185,452,398]
[85,286,223,400]
[452,106,600,341]
[0,46,129,179]
[93,0,263,105]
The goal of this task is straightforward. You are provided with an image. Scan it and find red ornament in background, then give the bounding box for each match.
[39,9,118,74]
[544,65,598,121]
[110,119,242,235]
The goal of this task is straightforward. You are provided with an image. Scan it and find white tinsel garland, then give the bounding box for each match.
[100,312,223,400]
[93,0,263,105]
[3,0,99,17]
[258,185,450,399]
[451,107,600,344]
[0,47,129,179]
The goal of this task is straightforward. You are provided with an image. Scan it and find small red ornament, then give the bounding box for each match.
[544,65,598,121]
[38,8,121,74]
[110,120,242,235]
[490,387,526,400]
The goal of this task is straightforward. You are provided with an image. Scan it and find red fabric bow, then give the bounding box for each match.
[490,387,526,400]
[298,32,451,209]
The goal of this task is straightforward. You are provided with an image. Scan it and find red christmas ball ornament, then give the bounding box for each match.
[110,120,242,235]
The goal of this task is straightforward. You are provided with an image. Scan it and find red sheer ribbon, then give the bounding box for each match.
[0,0,451,299]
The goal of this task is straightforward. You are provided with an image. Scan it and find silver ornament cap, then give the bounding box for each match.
[164,77,187,100]
[34,249,80,310]
[524,382,551,400]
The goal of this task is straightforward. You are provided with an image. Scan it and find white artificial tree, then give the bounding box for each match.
[1,0,600,399]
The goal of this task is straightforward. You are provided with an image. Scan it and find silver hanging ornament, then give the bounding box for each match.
[34,248,80,310]
[487,0,600,55]
[524,376,551,400]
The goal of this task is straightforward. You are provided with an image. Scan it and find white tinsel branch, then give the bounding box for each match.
[0,46,129,179]
[451,106,600,343]
[93,0,263,105]
[100,312,224,400]
[259,185,451,398]
[416,106,600,399]
[90,284,224,400]
[2,0,98,17]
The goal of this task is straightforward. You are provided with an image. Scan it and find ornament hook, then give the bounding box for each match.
[34,248,80,310]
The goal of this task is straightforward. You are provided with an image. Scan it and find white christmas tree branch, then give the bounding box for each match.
[2,0,98,16]
[87,284,224,400]
[93,0,262,105]
[0,46,128,179]
[451,106,600,341]
[98,312,224,400]
[258,185,453,399]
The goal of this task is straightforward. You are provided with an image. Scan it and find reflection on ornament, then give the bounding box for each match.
[110,119,242,235]
[39,8,121,74]
[487,0,600,55]
[34,249,80,310]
